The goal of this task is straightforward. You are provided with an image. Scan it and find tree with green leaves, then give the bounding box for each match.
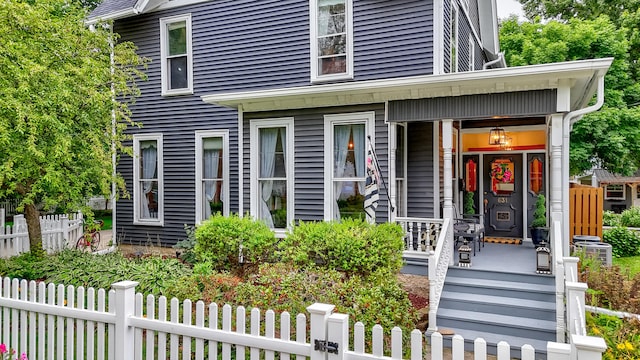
[500,15,640,175]
[0,0,147,254]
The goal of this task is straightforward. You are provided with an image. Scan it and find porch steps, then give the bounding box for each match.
[436,267,556,359]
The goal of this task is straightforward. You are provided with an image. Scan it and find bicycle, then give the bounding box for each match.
[75,220,104,252]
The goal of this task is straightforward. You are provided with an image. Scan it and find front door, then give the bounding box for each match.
[483,154,523,238]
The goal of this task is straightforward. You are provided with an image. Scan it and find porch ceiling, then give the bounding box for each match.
[202,58,613,113]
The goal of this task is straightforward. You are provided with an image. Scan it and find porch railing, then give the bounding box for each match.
[427,217,451,334]
[395,217,443,256]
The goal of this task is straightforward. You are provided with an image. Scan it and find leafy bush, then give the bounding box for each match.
[603,210,621,226]
[194,213,278,272]
[587,312,640,360]
[620,207,640,228]
[278,219,405,275]
[234,263,418,354]
[531,194,547,228]
[603,226,640,258]
[0,251,48,280]
[165,272,241,304]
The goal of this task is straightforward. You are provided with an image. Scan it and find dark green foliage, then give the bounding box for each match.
[1,251,48,280]
[463,191,475,214]
[164,272,241,305]
[19,250,192,296]
[603,226,640,258]
[531,194,547,228]
[194,213,278,271]
[278,219,405,275]
[620,207,640,227]
[603,210,622,226]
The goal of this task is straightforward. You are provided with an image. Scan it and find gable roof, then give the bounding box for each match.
[593,169,640,185]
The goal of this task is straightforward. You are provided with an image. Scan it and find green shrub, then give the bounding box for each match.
[1,251,48,280]
[463,191,475,214]
[165,272,241,304]
[603,226,640,258]
[194,213,278,272]
[278,219,405,275]
[603,210,622,226]
[531,194,547,228]
[587,312,640,360]
[620,207,640,227]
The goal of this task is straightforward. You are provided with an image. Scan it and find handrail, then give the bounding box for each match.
[427,217,451,334]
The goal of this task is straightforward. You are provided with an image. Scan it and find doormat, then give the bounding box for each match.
[484,237,523,245]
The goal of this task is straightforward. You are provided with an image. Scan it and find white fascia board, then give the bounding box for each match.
[202,58,613,112]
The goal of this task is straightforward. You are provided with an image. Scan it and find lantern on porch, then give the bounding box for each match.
[488,126,506,145]
[458,240,472,267]
[536,240,552,274]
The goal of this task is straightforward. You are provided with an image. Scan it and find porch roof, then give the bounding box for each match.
[202,58,613,113]
[594,169,640,185]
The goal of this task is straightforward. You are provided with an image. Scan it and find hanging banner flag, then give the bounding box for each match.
[364,142,380,224]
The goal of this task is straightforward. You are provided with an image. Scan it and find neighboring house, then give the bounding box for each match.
[591,168,640,212]
[89,0,611,355]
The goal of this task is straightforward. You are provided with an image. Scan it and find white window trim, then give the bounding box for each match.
[160,14,193,96]
[133,134,164,226]
[604,184,626,200]
[309,0,354,83]
[195,130,230,223]
[468,34,475,71]
[250,118,295,236]
[323,111,375,221]
[450,0,459,73]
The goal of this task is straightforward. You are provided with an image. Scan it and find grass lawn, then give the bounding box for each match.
[612,255,640,276]
[98,216,112,231]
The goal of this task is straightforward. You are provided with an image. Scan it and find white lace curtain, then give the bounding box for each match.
[140,142,157,219]
[203,148,220,219]
[260,128,279,228]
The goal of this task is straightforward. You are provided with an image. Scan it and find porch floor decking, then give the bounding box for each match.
[456,240,541,274]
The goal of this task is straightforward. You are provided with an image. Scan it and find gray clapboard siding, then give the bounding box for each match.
[406,122,435,218]
[243,104,389,223]
[113,0,438,244]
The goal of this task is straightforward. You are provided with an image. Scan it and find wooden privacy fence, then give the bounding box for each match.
[0,277,608,360]
[569,184,603,241]
[0,211,84,258]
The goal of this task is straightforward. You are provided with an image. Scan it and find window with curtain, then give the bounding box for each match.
[196,131,229,223]
[134,134,163,225]
[202,138,223,219]
[251,119,294,232]
[332,123,365,221]
[311,0,352,80]
[160,14,192,95]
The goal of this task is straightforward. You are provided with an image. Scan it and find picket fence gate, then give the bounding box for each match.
[0,211,83,258]
[0,277,609,360]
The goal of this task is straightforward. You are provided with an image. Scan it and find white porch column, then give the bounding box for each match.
[389,123,397,222]
[550,114,565,255]
[442,119,454,266]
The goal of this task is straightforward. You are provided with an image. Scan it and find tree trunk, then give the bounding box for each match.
[24,203,44,255]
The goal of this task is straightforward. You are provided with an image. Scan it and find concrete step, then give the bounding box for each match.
[440,290,556,321]
[443,276,556,302]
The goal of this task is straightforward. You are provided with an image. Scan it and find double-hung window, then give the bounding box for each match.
[324,112,374,221]
[310,0,353,81]
[195,131,229,223]
[160,14,193,95]
[133,134,164,225]
[250,118,294,234]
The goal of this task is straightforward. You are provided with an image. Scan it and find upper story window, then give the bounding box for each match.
[310,0,353,82]
[160,14,193,96]
[133,134,164,226]
[195,130,229,223]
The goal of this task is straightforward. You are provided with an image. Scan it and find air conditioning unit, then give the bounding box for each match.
[573,241,612,266]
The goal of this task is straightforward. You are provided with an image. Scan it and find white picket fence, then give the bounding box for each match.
[0,277,609,360]
[0,211,84,258]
